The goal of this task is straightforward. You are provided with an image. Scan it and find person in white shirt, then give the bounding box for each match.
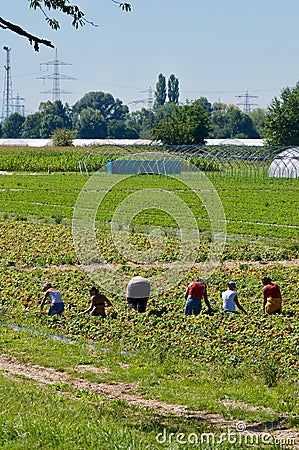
[126,275,150,313]
[40,282,64,316]
[222,282,246,313]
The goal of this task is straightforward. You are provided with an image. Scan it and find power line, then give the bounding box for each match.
[235,90,259,114]
[12,93,25,116]
[129,86,154,109]
[37,48,75,102]
[140,86,154,109]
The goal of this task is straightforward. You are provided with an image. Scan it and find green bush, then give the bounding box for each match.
[52,129,76,147]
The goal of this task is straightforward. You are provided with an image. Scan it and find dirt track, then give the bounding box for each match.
[0,354,298,447]
[7,258,299,273]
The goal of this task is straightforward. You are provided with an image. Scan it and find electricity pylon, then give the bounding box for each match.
[235,90,258,114]
[129,86,154,109]
[37,48,75,102]
[1,46,13,121]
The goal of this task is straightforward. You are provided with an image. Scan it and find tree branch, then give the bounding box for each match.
[0,1,132,51]
[0,17,55,51]
[111,1,132,12]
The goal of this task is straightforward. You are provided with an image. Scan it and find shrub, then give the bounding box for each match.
[51,129,76,147]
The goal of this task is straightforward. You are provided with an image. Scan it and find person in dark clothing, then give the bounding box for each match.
[80,286,112,318]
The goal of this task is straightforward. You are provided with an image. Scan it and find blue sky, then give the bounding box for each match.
[1,0,299,115]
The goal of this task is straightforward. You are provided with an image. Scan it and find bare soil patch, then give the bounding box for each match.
[9,259,299,272]
[0,354,298,446]
[71,364,111,374]
[219,398,277,414]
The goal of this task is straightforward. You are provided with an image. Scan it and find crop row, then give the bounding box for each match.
[0,146,117,172]
[0,173,298,239]
[0,222,297,269]
[1,263,298,377]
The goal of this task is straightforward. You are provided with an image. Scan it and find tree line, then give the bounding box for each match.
[2,3,298,145]
[1,74,299,146]
[0,71,264,142]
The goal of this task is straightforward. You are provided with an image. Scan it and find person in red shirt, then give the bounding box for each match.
[184,277,213,316]
[262,277,282,314]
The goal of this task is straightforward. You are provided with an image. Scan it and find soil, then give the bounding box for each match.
[0,354,298,447]
[7,258,299,272]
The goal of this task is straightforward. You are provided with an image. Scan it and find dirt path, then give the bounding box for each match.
[58,258,299,270]
[9,258,299,273]
[0,354,298,447]
[83,259,299,270]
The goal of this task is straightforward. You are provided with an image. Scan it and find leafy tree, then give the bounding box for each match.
[154,74,167,109]
[74,107,107,138]
[107,120,139,139]
[209,103,257,139]
[264,83,299,145]
[151,103,210,145]
[0,1,132,51]
[2,113,25,138]
[40,114,65,138]
[19,101,72,139]
[193,97,212,113]
[154,103,178,123]
[72,92,128,122]
[248,108,266,138]
[39,100,72,128]
[126,108,156,139]
[127,104,179,139]
[167,74,179,104]
[226,107,257,138]
[52,128,76,146]
[209,102,228,138]
[22,112,43,138]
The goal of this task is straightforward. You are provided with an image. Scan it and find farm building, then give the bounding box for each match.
[269,147,299,178]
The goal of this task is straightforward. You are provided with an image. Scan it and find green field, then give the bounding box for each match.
[0,146,298,449]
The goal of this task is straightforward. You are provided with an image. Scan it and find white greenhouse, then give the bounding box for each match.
[269,147,299,178]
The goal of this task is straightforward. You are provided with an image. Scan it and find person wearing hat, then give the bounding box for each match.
[222,282,246,313]
[40,282,64,316]
[184,277,213,316]
[126,275,150,313]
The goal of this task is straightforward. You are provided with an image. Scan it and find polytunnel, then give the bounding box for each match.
[76,143,297,180]
[269,147,299,178]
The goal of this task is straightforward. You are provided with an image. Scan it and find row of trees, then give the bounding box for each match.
[154,73,180,108]
[128,99,265,141]
[0,93,138,140]
[1,80,299,145]
[0,96,266,143]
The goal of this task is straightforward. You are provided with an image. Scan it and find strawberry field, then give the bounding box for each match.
[1,263,299,376]
[0,146,298,382]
